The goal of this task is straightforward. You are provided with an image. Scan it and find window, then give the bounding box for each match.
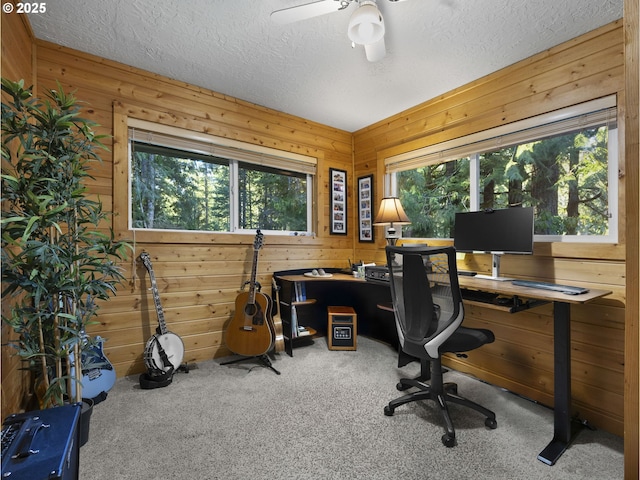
[385,97,618,242]
[236,162,308,232]
[128,119,316,235]
[132,143,230,231]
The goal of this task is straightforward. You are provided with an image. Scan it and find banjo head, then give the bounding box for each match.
[144,332,185,373]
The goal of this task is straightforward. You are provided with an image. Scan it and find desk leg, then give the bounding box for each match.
[538,301,572,465]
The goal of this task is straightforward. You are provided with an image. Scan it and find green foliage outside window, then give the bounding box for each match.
[131,143,308,232]
[132,144,230,231]
[398,159,470,238]
[397,125,610,239]
[238,163,307,231]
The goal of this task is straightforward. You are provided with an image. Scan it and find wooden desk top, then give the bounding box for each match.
[458,276,612,304]
[274,271,611,305]
[275,273,365,283]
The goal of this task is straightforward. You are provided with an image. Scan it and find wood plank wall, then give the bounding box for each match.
[353,21,627,437]
[0,8,36,419]
[31,40,356,380]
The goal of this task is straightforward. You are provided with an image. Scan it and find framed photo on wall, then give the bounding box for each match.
[358,174,374,242]
[330,168,347,235]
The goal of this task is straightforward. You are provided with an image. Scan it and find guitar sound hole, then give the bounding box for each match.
[244,304,265,325]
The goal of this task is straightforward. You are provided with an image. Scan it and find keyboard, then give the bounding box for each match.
[458,270,477,277]
[511,279,589,295]
[461,289,498,303]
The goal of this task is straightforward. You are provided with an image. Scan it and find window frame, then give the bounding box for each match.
[381,96,619,244]
[114,112,318,241]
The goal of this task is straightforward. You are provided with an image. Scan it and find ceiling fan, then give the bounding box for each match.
[271,0,408,62]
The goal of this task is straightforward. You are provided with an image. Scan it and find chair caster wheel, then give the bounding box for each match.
[485,417,498,429]
[384,405,394,416]
[441,434,456,448]
[396,382,409,391]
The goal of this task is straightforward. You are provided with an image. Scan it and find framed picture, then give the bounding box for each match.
[358,174,374,242]
[330,168,347,235]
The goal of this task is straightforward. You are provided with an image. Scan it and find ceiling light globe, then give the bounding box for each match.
[347,3,385,45]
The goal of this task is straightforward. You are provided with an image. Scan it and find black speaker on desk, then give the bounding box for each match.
[1,403,81,480]
[327,306,357,350]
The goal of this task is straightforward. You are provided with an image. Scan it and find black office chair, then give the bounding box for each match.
[383,245,497,447]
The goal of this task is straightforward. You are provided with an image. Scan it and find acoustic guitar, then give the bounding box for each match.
[139,252,185,375]
[225,230,274,357]
[269,277,285,353]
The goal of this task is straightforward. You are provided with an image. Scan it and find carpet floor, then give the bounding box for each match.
[79,336,623,479]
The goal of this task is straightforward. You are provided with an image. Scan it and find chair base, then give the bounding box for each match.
[384,358,497,447]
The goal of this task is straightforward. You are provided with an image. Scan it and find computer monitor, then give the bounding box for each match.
[453,207,534,281]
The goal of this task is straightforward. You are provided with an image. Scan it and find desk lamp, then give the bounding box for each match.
[373,197,410,246]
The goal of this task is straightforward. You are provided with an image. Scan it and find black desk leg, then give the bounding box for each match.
[538,301,572,465]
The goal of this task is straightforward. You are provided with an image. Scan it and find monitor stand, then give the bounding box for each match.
[474,253,513,281]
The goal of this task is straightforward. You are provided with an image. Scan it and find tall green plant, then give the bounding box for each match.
[1,78,129,407]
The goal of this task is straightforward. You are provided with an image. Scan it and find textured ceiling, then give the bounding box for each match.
[27,0,623,132]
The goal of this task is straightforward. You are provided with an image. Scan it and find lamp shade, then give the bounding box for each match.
[347,1,385,45]
[373,197,410,225]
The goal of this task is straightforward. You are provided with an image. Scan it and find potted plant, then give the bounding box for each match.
[1,78,129,410]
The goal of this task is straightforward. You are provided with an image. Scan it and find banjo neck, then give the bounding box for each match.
[140,252,169,335]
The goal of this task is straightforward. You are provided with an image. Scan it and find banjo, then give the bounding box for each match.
[139,252,185,375]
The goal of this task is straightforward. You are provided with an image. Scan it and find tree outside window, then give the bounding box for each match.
[397,124,611,239]
[131,143,309,233]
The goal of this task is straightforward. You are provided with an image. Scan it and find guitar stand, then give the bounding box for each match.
[221,354,281,375]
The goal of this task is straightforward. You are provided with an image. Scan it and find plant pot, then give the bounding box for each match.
[79,398,94,447]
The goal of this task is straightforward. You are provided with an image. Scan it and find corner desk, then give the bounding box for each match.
[273,269,612,466]
[273,270,395,355]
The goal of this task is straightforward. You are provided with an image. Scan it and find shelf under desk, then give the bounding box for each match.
[273,270,393,357]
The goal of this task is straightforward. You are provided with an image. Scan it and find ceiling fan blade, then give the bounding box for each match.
[271,0,347,25]
[364,38,386,62]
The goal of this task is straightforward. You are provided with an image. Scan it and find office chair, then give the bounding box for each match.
[383,245,497,447]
